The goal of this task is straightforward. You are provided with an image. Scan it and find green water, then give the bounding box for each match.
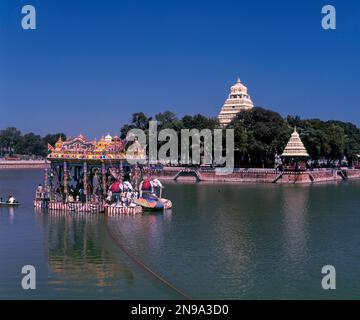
[0,169,360,299]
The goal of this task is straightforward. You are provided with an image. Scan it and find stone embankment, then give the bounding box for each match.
[151,167,360,184]
[0,160,48,169]
[1,161,359,184]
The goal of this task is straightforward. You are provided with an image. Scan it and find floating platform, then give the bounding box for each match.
[34,200,104,213]
[34,199,143,215]
[105,205,143,215]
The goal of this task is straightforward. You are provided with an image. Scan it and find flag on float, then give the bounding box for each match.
[48,143,54,151]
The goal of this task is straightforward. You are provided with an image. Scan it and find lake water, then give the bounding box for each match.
[0,169,360,299]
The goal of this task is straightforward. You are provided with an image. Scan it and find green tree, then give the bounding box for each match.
[229,107,291,167]
[43,133,67,148]
[324,124,345,160]
[19,133,46,156]
[0,127,22,156]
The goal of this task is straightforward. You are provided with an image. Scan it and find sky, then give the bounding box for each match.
[0,0,359,138]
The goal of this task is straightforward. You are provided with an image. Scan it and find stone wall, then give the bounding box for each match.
[0,160,47,169]
[198,171,277,183]
[346,169,360,179]
[152,168,360,184]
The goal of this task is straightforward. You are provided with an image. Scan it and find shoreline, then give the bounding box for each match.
[1,161,360,184]
[152,167,360,184]
[0,160,48,169]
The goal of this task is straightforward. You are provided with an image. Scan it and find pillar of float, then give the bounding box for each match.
[132,165,139,190]
[83,161,87,204]
[44,160,48,193]
[102,162,107,199]
[49,164,53,201]
[64,161,68,201]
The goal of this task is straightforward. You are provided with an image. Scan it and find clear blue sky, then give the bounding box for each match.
[0,0,359,138]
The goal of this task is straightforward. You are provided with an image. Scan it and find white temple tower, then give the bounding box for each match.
[218,77,254,127]
[281,128,309,158]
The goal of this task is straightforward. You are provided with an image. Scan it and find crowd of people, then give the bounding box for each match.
[35,173,164,207]
[106,177,164,207]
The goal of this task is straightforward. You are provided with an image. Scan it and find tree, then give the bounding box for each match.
[0,127,22,156]
[155,111,178,129]
[43,133,67,148]
[120,112,152,139]
[19,133,46,156]
[324,124,345,160]
[229,107,291,167]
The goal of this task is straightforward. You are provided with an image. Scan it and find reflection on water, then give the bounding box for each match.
[34,211,135,293]
[1,170,360,299]
[282,186,310,264]
[0,207,16,225]
[107,211,173,265]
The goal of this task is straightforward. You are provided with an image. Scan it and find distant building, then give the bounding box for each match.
[280,128,309,171]
[218,77,254,127]
[281,128,309,158]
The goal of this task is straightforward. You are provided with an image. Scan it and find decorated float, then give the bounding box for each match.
[34,134,172,214]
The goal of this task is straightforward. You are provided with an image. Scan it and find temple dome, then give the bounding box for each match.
[113,135,121,141]
[105,134,112,143]
[78,134,86,141]
[230,77,248,94]
[55,136,63,150]
[218,77,254,127]
[281,128,309,157]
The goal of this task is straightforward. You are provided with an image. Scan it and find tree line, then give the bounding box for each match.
[2,107,359,166]
[0,127,66,158]
[120,108,360,167]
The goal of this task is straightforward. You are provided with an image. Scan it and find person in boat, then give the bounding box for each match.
[67,194,74,202]
[79,188,84,202]
[91,194,99,204]
[7,195,16,204]
[106,190,113,204]
[36,184,43,199]
[122,181,135,206]
[110,179,123,203]
[139,176,154,199]
[152,179,163,198]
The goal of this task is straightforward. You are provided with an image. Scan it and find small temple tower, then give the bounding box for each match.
[218,77,254,127]
[281,128,309,171]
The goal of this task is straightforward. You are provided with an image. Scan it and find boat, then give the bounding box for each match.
[133,196,172,211]
[134,197,164,211]
[0,202,20,207]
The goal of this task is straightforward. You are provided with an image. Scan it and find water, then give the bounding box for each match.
[0,169,360,299]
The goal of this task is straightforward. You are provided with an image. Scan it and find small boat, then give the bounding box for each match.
[0,202,20,207]
[134,197,164,211]
[133,197,172,211]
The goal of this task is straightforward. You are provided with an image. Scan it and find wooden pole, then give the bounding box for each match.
[102,162,107,199]
[49,164,54,201]
[83,161,87,204]
[44,161,48,194]
[64,161,68,201]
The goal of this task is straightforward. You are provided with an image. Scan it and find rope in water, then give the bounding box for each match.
[106,220,192,300]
